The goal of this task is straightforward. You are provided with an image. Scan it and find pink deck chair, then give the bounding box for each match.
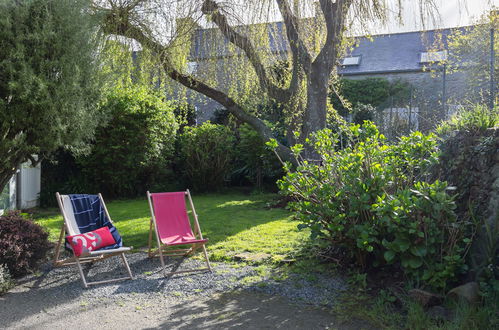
[147,190,211,275]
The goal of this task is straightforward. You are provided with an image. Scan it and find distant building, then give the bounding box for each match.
[181,23,472,131]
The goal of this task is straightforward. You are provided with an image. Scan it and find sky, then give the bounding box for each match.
[359,0,498,35]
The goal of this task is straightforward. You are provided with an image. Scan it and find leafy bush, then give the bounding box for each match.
[0,211,51,277]
[232,124,282,189]
[437,104,499,136]
[330,78,410,117]
[179,122,235,191]
[375,181,468,289]
[79,86,178,197]
[0,264,13,295]
[270,122,471,289]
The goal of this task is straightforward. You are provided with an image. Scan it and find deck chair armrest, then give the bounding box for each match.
[88,247,132,256]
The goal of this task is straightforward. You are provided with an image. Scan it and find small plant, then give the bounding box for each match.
[437,104,499,136]
[0,264,14,295]
[0,211,51,277]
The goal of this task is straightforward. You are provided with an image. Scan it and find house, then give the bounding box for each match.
[179,23,474,131]
[0,162,41,214]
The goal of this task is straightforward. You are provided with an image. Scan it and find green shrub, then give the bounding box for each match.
[0,211,51,277]
[437,104,499,136]
[232,124,282,189]
[79,86,178,197]
[0,264,13,295]
[330,78,410,116]
[351,103,376,124]
[179,122,235,191]
[270,122,470,289]
[375,181,468,289]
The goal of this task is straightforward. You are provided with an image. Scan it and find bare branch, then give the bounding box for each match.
[201,0,289,102]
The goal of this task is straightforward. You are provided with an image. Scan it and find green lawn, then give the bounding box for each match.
[34,192,309,262]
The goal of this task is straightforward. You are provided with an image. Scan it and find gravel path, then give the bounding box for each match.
[0,252,360,329]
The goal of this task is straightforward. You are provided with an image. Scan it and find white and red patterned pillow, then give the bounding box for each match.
[67,227,116,257]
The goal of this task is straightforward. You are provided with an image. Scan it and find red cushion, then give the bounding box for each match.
[67,227,116,257]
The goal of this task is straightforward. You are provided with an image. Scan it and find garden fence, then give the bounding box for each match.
[370,26,497,140]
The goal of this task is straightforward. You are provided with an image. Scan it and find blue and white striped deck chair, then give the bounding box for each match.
[53,192,134,288]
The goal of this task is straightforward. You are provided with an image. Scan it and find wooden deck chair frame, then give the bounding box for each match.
[53,192,134,288]
[147,189,212,276]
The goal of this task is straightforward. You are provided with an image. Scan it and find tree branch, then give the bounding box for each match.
[201,0,289,102]
[314,0,352,70]
[99,6,296,164]
[275,0,312,72]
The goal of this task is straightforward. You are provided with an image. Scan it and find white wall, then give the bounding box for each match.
[17,162,41,209]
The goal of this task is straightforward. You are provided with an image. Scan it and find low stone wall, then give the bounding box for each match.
[435,128,499,224]
[434,128,499,277]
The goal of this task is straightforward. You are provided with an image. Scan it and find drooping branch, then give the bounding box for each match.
[201,0,290,103]
[99,6,296,164]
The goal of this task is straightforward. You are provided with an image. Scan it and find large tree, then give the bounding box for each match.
[0,0,104,193]
[96,0,436,160]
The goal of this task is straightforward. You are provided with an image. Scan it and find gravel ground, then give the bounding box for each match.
[9,252,347,306]
[0,252,356,329]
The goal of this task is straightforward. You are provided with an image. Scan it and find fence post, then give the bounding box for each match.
[442,63,447,119]
[408,87,412,134]
[389,96,394,138]
[490,26,495,110]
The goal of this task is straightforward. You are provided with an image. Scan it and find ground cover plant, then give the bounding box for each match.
[0,264,13,295]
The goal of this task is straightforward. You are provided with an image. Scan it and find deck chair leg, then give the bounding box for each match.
[75,259,88,288]
[53,224,66,266]
[148,218,154,258]
[202,244,212,272]
[121,253,134,280]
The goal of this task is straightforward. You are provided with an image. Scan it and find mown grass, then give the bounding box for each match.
[33,192,309,262]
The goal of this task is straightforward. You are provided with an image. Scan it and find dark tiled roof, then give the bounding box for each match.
[338,29,456,75]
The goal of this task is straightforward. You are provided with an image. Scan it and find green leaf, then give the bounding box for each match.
[410,246,427,257]
[384,250,396,263]
[408,257,423,269]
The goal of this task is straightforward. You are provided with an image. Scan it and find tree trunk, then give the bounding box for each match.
[301,63,330,158]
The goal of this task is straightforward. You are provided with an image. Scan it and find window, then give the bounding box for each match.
[187,61,198,74]
[341,56,361,66]
[420,50,447,63]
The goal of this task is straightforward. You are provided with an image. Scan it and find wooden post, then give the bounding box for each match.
[147,191,165,268]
